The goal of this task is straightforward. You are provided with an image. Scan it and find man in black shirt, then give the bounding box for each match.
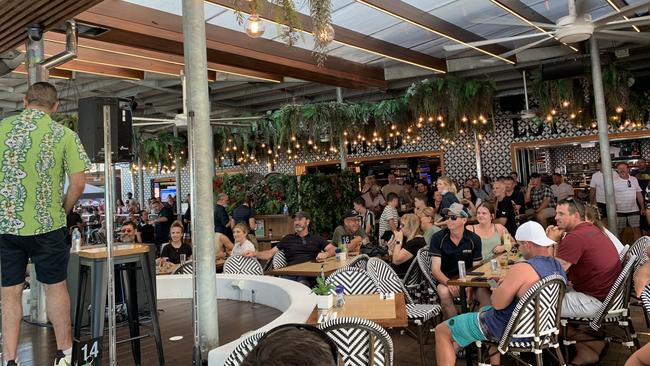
[214,193,234,244]
[137,210,156,243]
[430,203,482,319]
[153,201,174,247]
[504,176,525,215]
[245,211,337,285]
[493,180,517,236]
[233,195,256,231]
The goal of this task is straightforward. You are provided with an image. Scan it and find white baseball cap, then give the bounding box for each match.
[515,221,556,247]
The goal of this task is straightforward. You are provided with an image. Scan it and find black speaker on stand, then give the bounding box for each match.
[77,97,134,163]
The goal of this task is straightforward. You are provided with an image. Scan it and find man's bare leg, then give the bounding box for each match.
[44,281,72,352]
[1,284,24,362]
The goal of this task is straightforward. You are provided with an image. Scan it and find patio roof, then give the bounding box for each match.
[0,0,648,121]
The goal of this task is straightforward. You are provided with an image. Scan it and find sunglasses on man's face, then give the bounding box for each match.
[122,229,134,234]
[448,216,459,221]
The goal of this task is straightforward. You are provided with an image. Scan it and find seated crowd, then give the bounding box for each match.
[240,171,648,365]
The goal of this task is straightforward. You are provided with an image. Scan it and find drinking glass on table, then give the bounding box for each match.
[180,254,187,264]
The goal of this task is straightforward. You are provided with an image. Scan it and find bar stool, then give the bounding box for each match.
[71,244,165,366]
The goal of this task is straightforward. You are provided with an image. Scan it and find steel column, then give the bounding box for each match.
[589,37,617,234]
[336,87,347,171]
[102,105,118,365]
[474,132,482,182]
[181,0,218,364]
[173,126,183,220]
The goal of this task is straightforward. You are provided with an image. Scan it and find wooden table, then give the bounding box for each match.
[266,254,358,277]
[447,253,520,312]
[306,293,407,328]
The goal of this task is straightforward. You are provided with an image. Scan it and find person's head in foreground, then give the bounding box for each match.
[555,198,584,232]
[241,324,338,366]
[515,221,556,259]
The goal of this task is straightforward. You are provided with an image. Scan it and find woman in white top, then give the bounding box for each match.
[231,223,256,257]
[584,204,625,256]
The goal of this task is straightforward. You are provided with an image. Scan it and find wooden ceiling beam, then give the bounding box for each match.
[76,1,387,89]
[45,31,283,83]
[13,64,73,79]
[0,0,103,53]
[489,0,553,25]
[206,0,446,73]
[355,0,514,64]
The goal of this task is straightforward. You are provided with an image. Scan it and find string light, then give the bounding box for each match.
[616,106,624,113]
[562,101,570,107]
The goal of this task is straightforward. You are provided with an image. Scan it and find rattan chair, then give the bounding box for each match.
[223,255,264,275]
[263,249,287,272]
[171,260,193,275]
[326,267,380,295]
[319,316,393,366]
[476,274,567,366]
[223,331,266,366]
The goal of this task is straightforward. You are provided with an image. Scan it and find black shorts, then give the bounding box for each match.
[0,227,70,287]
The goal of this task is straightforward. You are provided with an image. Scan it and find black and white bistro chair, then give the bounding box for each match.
[346,254,370,271]
[263,249,287,272]
[171,260,193,275]
[319,316,393,366]
[627,236,650,269]
[223,331,267,366]
[561,254,639,360]
[367,258,441,365]
[476,274,567,366]
[641,285,650,320]
[326,267,380,295]
[223,255,264,275]
[415,247,439,302]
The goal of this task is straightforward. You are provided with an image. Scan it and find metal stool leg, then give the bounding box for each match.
[140,254,165,365]
[121,263,142,365]
[72,266,88,363]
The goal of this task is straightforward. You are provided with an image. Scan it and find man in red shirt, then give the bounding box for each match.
[547,198,621,365]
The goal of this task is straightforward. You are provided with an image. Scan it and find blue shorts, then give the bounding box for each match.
[446,306,495,348]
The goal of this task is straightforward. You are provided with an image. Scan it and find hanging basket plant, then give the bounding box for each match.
[139,132,187,170]
[405,77,496,136]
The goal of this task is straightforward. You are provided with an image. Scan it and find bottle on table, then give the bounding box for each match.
[283,203,289,215]
[71,227,82,253]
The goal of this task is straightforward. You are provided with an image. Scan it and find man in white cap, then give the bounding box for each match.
[435,221,566,366]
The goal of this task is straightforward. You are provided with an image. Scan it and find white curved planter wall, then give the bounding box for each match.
[156,274,316,365]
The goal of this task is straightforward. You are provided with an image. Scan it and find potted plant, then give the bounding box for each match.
[312,275,335,309]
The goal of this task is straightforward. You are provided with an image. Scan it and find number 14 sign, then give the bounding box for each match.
[76,336,102,366]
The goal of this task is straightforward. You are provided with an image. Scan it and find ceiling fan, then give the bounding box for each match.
[443,0,650,59]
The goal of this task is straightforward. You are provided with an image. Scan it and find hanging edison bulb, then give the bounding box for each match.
[245,13,265,38]
[316,24,335,43]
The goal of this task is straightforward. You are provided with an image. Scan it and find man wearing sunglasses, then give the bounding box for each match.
[430,203,483,319]
[547,198,621,365]
[614,162,645,241]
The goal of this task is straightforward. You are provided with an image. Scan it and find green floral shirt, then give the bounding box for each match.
[0,108,92,236]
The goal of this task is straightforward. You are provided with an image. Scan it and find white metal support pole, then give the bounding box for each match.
[102,105,118,365]
[181,0,218,364]
[589,36,617,234]
[336,87,347,171]
[474,132,482,182]
[26,24,49,325]
[173,126,183,220]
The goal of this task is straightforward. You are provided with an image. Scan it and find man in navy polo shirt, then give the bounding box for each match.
[430,203,483,319]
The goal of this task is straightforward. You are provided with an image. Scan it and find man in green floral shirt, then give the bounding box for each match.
[0,82,91,366]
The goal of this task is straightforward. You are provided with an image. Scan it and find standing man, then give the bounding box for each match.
[0,82,91,366]
[214,192,234,252]
[524,173,556,228]
[353,197,375,244]
[614,162,645,241]
[550,173,574,202]
[381,172,403,197]
[152,200,174,249]
[632,158,650,235]
[590,159,617,227]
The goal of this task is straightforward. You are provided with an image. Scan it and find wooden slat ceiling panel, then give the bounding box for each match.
[76,1,387,89]
[0,0,104,53]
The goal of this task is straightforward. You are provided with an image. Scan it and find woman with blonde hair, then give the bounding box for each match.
[160,220,192,264]
[232,223,256,256]
[390,213,427,277]
[436,176,459,217]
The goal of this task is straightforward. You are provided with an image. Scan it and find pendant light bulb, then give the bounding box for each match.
[245,13,265,38]
[316,24,335,43]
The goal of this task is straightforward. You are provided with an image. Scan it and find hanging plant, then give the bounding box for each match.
[309,0,334,67]
[602,65,631,113]
[139,132,187,170]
